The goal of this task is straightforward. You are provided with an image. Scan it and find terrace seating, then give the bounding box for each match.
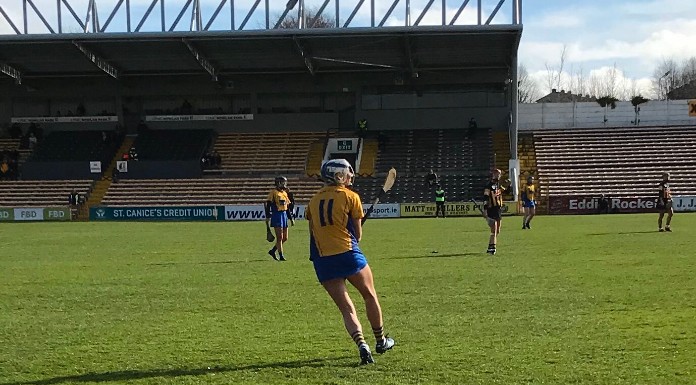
[533,126,696,198]
[374,128,491,174]
[100,177,324,206]
[0,179,93,207]
[29,131,119,164]
[210,131,329,174]
[352,173,488,204]
[133,129,213,160]
[351,128,492,203]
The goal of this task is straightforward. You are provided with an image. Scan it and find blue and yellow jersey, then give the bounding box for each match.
[524,184,535,202]
[266,189,290,213]
[307,186,363,258]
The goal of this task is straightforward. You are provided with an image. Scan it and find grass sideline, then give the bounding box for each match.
[1,214,695,385]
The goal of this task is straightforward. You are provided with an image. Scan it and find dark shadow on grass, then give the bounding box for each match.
[1,356,354,385]
[148,259,268,266]
[588,231,657,236]
[393,252,481,260]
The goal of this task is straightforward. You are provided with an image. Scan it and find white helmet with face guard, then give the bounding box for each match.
[320,159,355,186]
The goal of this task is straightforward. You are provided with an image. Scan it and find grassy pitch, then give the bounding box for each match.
[1,214,695,385]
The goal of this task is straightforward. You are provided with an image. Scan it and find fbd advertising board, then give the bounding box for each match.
[0,207,71,222]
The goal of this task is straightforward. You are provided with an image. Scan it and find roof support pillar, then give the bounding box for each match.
[72,41,119,79]
[183,39,218,81]
[1,62,22,84]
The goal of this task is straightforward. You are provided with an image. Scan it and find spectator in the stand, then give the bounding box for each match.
[469,117,478,129]
[76,103,86,116]
[56,110,62,117]
[7,155,18,180]
[129,147,139,161]
[28,132,37,150]
[426,169,439,188]
[102,131,108,143]
[213,151,221,168]
[201,153,210,169]
[357,118,368,138]
[136,120,148,134]
[0,158,9,180]
[181,99,193,115]
[10,123,22,139]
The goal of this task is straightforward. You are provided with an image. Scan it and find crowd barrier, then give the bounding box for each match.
[0,207,71,222]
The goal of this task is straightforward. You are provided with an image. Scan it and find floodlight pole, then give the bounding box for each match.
[659,71,671,100]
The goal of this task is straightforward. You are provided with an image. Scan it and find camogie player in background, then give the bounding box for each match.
[265,176,290,261]
[521,175,536,229]
[484,168,508,255]
[657,172,674,232]
[306,159,395,365]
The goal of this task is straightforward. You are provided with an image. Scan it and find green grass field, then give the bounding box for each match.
[1,214,695,385]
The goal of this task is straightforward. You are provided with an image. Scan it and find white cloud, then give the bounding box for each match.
[536,12,583,29]
[529,65,656,99]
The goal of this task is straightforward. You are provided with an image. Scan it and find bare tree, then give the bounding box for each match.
[278,7,336,29]
[517,64,539,103]
[587,64,622,99]
[652,58,679,100]
[544,44,567,92]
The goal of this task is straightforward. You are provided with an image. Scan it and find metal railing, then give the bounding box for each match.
[0,0,522,35]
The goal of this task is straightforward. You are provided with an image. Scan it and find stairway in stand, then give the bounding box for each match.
[77,135,135,220]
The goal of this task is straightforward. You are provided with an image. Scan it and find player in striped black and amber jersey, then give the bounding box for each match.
[484,168,508,255]
[657,172,673,232]
[306,159,395,365]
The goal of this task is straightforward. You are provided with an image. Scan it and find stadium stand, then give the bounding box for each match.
[0,179,93,207]
[305,141,326,177]
[133,129,213,160]
[0,138,32,179]
[210,131,329,174]
[29,130,119,164]
[357,138,378,177]
[352,128,493,203]
[533,126,696,198]
[100,177,324,206]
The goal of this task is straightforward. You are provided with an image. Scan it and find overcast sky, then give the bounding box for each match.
[1,0,694,97]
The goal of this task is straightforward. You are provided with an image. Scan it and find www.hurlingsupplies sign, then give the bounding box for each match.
[90,206,218,220]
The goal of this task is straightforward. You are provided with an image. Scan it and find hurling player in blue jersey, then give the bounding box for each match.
[306,159,395,365]
[265,176,291,261]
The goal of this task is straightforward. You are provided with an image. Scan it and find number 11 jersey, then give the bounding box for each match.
[306,185,364,258]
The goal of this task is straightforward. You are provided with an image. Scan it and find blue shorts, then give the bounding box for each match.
[270,211,288,228]
[523,200,536,208]
[312,250,368,283]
